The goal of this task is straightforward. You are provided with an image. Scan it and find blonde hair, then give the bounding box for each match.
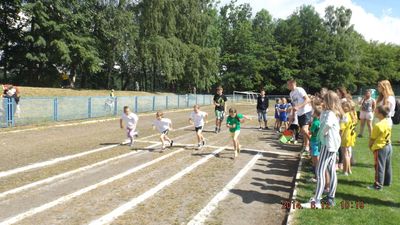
[377,80,394,106]
[323,91,344,118]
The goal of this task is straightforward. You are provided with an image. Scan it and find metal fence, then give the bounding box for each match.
[0,94,214,128]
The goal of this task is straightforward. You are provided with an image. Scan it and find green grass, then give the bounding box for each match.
[294,125,400,225]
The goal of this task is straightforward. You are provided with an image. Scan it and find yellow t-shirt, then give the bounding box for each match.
[370,118,391,151]
[340,112,356,147]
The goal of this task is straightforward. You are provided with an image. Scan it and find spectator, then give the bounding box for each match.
[256,89,269,130]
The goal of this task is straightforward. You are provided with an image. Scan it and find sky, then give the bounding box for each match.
[219,0,400,44]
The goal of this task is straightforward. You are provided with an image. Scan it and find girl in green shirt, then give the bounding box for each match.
[226,108,250,158]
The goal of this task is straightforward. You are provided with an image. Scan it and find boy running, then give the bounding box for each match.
[120,106,139,147]
[153,111,174,151]
[214,86,228,133]
[189,105,208,149]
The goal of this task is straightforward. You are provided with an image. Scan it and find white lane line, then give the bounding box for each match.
[187,153,262,225]
[286,154,303,225]
[207,145,296,157]
[0,143,160,199]
[88,146,226,225]
[0,124,192,179]
[0,148,186,225]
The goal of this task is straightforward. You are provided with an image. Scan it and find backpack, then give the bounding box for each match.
[392,99,400,125]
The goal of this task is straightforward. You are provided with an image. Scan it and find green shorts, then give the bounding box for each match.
[215,110,225,121]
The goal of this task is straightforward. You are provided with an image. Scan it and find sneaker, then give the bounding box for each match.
[367,185,382,191]
[343,172,349,176]
[264,127,270,130]
[308,178,317,183]
[197,144,202,150]
[214,127,218,134]
[321,196,335,207]
[161,146,166,151]
[129,142,134,147]
[218,128,221,133]
[170,140,174,147]
[301,198,321,209]
[258,127,263,131]
[202,140,206,146]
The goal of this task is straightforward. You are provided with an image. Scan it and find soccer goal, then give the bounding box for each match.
[232,91,259,104]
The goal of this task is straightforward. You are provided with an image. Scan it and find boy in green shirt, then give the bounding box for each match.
[226,108,250,158]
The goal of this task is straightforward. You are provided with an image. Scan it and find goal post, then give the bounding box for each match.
[232,91,259,104]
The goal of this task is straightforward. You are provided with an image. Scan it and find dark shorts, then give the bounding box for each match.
[298,111,312,127]
[161,129,169,135]
[195,126,203,132]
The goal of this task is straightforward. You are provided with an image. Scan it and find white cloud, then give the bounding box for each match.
[219,0,400,44]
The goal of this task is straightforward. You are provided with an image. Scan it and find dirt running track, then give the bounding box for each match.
[0,104,300,225]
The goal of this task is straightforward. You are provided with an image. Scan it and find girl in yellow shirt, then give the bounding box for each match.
[340,101,357,176]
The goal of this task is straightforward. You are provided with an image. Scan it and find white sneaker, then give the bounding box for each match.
[301,198,321,209]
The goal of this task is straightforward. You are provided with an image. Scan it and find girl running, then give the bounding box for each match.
[302,90,343,208]
[153,111,174,151]
[120,106,139,147]
[226,108,250,158]
[189,105,208,149]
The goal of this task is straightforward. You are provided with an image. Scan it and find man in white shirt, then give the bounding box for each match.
[189,105,208,149]
[288,80,312,152]
[120,106,139,147]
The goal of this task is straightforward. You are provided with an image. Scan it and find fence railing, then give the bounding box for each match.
[0,94,214,128]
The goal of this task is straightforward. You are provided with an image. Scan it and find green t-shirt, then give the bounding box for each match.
[310,117,320,142]
[227,114,244,132]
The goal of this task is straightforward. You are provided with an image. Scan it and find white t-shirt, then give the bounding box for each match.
[378,96,396,117]
[153,118,172,133]
[121,113,138,129]
[190,111,207,127]
[318,110,341,152]
[290,87,312,116]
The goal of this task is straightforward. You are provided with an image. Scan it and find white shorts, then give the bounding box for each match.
[360,111,374,121]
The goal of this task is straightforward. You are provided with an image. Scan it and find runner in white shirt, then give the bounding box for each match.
[153,111,174,151]
[189,105,208,149]
[288,79,312,152]
[120,106,139,147]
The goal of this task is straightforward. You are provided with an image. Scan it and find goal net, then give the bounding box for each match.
[232,91,259,104]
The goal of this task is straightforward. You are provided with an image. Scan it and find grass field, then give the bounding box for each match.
[4,86,174,97]
[294,124,400,225]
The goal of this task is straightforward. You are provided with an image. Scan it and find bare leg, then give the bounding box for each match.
[366,120,373,137]
[359,119,366,137]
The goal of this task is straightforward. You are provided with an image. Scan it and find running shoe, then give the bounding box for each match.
[258,127,263,131]
[202,139,206,146]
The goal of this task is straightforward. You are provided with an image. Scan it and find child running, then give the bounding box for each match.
[310,107,322,182]
[189,105,208,149]
[120,106,139,147]
[226,108,250,158]
[368,105,392,191]
[153,111,174,151]
[302,91,343,208]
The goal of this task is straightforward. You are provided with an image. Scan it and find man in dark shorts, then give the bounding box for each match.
[288,80,312,152]
[213,86,228,133]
